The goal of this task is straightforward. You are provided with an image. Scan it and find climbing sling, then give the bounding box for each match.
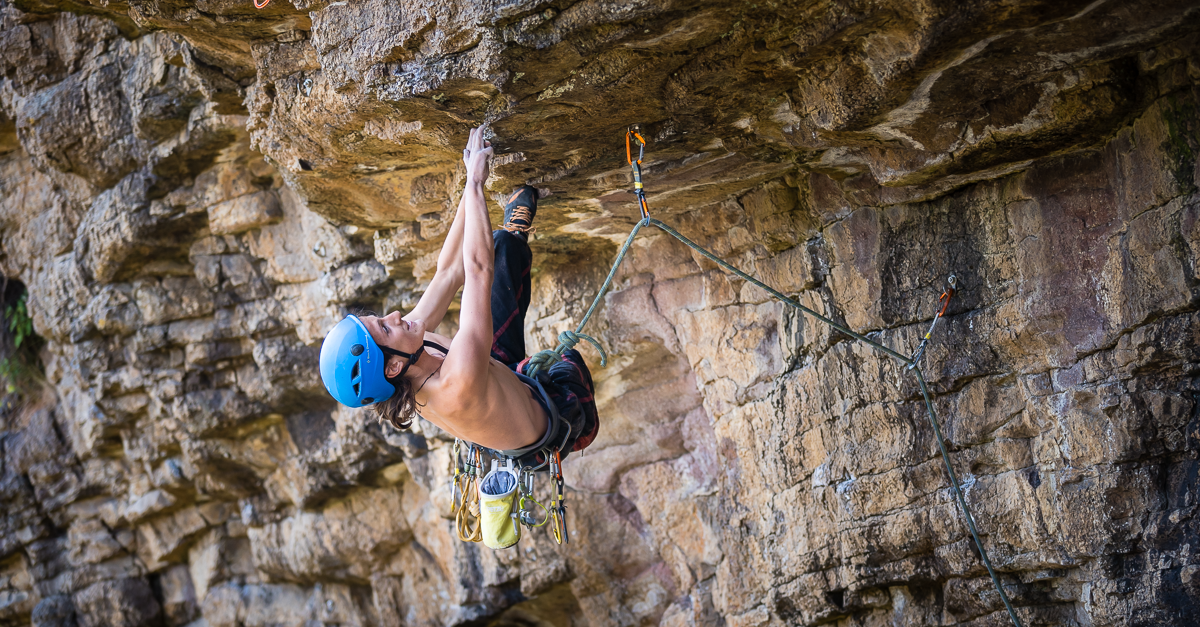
[516,130,1024,627]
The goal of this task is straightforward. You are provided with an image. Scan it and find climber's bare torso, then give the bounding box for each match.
[358,318,547,450]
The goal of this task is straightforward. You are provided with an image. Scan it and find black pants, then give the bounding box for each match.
[487,230,600,457]
[489,230,532,366]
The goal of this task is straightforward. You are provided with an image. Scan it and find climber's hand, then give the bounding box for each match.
[466,144,493,186]
[462,124,491,167]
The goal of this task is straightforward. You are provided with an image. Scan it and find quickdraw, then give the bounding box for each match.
[626,128,651,222]
[451,442,483,543]
[907,274,957,369]
[517,466,550,529]
[548,448,568,544]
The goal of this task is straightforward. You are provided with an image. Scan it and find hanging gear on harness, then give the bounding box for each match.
[479,458,523,549]
[548,448,568,544]
[516,466,551,529]
[451,442,484,543]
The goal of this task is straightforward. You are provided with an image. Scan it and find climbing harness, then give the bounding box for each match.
[449,440,565,547]
[512,129,1024,627]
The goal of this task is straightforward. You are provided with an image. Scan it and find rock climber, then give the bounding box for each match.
[318,125,598,461]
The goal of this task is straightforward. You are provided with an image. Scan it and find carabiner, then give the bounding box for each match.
[625,130,651,223]
[908,274,957,370]
[625,129,646,166]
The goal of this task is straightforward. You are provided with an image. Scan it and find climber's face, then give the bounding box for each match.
[360,311,426,376]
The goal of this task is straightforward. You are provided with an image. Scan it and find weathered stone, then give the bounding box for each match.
[2,1,1200,626]
[207,191,282,236]
[30,595,76,627]
[157,564,199,625]
[134,507,208,569]
[71,578,161,627]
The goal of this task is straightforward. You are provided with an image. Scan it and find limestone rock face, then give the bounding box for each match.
[1,0,1199,625]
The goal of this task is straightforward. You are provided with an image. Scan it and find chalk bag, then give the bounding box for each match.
[479,459,521,550]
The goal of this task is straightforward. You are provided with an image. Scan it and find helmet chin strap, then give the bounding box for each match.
[381,341,449,378]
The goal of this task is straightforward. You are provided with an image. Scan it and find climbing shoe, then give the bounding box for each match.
[478,463,521,550]
[503,185,539,235]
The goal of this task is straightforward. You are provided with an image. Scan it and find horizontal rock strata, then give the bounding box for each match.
[0,0,1198,625]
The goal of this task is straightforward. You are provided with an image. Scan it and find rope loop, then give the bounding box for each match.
[526,349,561,378]
[557,330,607,366]
[527,331,608,378]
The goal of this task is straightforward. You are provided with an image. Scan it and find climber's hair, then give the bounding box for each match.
[351,307,420,431]
[372,371,419,431]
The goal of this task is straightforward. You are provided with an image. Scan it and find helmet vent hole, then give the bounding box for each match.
[351,344,364,356]
[351,362,360,379]
[362,397,373,404]
[353,382,361,395]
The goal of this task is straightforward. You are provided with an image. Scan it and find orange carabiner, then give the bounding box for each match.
[625,130,645,166]
[625,130,650,221]
[936,276,957,317]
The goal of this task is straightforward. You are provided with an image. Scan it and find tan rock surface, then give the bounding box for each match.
[1,0,1199,625]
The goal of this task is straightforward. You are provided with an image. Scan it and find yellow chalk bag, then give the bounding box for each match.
[478,460,521,550]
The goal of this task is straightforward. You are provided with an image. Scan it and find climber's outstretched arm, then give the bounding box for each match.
[403,126,489,330]
[441,137,495,397]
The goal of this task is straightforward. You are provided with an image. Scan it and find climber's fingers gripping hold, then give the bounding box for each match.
[466,144,493,185]
[463,124,491,166]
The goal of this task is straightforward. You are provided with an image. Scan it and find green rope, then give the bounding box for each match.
[526,219,645,377]
[536,214,1023,627]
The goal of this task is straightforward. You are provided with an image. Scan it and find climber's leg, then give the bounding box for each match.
[489,187,540,365]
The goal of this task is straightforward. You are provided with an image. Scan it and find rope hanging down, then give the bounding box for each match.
[528,130,1025,627]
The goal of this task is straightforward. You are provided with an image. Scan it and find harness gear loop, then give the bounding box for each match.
[907,274,957,370]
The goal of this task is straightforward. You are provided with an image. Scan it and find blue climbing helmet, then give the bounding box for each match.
[320,315,395,407]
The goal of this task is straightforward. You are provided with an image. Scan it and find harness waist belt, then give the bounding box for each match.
[498,372,566,460]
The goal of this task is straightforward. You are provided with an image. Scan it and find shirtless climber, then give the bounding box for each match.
[318,125,598,461]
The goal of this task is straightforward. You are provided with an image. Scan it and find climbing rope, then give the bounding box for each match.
[527,130,1024,626]
[253,0,271,8]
